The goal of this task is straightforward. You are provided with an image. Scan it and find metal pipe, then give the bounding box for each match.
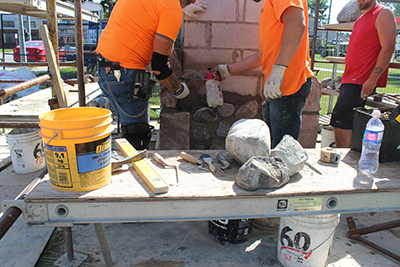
[64,227,75,261]
[0,74,51,99]
[311,0,320,70]
[0,79,51,84]
[352,236,400,262]
[0,168,48,241]
[75,0,86,107]
[0,122,40,128]
[0,62,76,67]
[348,219,400,237]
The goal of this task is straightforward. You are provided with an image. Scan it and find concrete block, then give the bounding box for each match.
[188,0,237,22]
[245,0,262,23]
[183,48,237,73]
[219,75,261,96]
[183,22,210,48]
[212,23,258,49]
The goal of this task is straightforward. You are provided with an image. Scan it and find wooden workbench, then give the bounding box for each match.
[4,149,398,226]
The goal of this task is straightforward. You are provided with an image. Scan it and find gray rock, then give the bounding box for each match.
[193,107,218,123]
[236,156,291,191]
[218,103,235,117]
[270,135,308,176]
[193,126,211,142]
[320,77,333,89]
[235,100,259,120]
[226,119,271,165]
[337,0,362,23]
[216,120,232,138]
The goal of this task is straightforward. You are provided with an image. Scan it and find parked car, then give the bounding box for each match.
[13,40,67,62]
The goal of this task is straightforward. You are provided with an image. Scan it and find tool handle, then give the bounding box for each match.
[180,152,202,165]
[153,153,167,167]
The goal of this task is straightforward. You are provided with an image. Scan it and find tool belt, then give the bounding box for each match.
[97,54,121,70]
[122,122,154,150]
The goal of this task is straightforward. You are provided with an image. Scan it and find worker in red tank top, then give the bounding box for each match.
[330,0,396,148]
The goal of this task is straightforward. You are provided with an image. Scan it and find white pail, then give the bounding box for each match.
[6,128,46,174]
[321,126,335,148]
[277,214,340,267]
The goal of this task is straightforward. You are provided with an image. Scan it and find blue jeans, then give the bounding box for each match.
[97,65,148,126]
[265,78,312,148]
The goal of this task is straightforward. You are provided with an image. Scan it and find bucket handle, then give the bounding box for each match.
[41,133,58,156]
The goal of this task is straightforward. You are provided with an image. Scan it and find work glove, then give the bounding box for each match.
[183,0,208,19]
[214,64,231,81]
[173,82,190,99]
[264,64,287,100]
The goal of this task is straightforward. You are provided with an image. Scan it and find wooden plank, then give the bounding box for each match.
[115,138,169,194]
[24,149,400,202]
[0,82,101,124]
[39,24,67,108]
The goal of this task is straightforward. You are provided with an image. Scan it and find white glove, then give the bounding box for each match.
[183,0,208,19]
[173,82,190,99]
[264,64,287,100]
[214,64,231,81]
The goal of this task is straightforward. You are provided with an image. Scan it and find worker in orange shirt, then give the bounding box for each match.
[96,0,196,149]
[213,0,313,148]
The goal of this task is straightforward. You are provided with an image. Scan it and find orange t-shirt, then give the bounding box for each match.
[96,0,183,69]
[259,0,313,96]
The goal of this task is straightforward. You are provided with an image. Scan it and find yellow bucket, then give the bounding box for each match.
[39,107,113,192]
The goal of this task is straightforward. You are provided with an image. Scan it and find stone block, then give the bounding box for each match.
[159,111,191,150]
[298,113,319,148]
[212,23,259,49]
[302,77,322,112]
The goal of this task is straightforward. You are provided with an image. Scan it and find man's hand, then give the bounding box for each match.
[183,0,208,19]
[361,78,377,100]
[214,64,231,81]
[264,64,287,100]
[173,82,190,99]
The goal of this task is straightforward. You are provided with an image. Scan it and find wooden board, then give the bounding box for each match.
[24,149,400,203]
[0,82,101,124]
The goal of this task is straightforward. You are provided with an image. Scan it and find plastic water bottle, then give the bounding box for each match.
[358,109,385,173]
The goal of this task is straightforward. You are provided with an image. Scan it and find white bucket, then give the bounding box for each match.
[277,214,340,267]
[321,126,335,148]
[6,128,46,174]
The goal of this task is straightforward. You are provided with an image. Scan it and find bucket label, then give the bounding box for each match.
[75,136,111,173]
[277,197,323,212]
[45,145,72,187]
[279,226,313,263]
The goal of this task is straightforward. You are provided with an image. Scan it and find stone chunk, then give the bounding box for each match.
[270,135,308,176]
[159,111,190,150]
[337,0,362,23]
[193,126,211,142]
[218,103,235,117]
[226,119,271,165]
[216,120,232,138]
[193,107,218,123]
[235,100,259,120]
[236,156,290,190]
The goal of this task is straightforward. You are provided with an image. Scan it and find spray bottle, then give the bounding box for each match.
[205,68,223,108]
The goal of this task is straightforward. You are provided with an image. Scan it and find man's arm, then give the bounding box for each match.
[361,8,396,99]
[274,6,305,66]
[152,33,181,93]
[228,52,262,74]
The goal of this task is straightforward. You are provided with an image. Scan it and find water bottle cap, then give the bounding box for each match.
[372,109,381,118]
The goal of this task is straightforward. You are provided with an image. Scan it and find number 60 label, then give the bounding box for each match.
[279,226,313,262]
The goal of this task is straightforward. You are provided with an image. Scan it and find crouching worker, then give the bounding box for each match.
[96,0,195,149]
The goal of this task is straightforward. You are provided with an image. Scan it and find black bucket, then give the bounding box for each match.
[208,219,254,244]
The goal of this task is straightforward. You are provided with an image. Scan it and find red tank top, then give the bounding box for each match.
[342,4,388,87]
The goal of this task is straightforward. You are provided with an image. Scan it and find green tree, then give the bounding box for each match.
[307,0,330,25]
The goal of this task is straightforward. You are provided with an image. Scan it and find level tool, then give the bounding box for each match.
[115,138,168,194]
